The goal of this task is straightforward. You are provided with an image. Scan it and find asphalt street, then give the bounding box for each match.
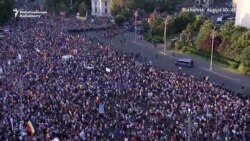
[86,30,250,96]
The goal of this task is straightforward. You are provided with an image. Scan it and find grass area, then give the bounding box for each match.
[173,46,250,76]
[76,16,87,20]
[185,50,228,68]
[223,67,242,75]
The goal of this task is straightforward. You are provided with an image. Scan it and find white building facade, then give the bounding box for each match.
[91,0,111,17]
[235,0,250,28]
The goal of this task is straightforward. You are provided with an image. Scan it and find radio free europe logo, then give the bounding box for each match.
[13,8,47,18]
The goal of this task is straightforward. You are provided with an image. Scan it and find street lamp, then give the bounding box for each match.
[17,52,24,139]
[164,16,171,55]
[187,108,192,141]
[210,27,216,71]
[134,10,138,43]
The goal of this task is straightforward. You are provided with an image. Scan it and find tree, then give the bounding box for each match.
[45,0,91,15]
[166,11,195,35]
[0,0,15,25]
[217,26,248,61]
[150,15,164,36]
[219,21,235,41]
[114,14,125,25]
[196,20,214,49]
[199,36,221,52]
[110,0,125,16]
[78,1,88,17]
[191,15,204,31]
[232,31,250,62]
[241,46,250,67]
[56,1,67,12]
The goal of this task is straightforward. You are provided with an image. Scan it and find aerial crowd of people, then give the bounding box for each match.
[0,13,249,141]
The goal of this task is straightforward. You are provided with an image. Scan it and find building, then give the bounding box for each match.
[91,0,111,17]
[232,0,239,7]
[235,0,250,28]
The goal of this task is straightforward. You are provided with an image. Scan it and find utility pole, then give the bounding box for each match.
[210,27,216,71]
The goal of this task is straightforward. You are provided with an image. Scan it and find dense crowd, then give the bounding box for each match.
[0,15,249,141]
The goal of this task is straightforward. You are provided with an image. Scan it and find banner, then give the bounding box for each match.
[99,104,104,114]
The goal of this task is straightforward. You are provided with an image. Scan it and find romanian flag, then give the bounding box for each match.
[25,120,35,135]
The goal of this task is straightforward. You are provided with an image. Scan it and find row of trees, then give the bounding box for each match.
[144,11,203,43]
[110,0,183,15]
[183,20,250,74]
[111,0,186,25]
[45,0,91,16]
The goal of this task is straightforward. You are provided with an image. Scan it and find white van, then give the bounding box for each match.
[175,59,194,68]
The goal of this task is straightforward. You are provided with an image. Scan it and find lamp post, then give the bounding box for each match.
[187,108,191,141]
[70,0,73,10]
[163,16,170,55]
[134,10,138,43]
[17,52,24,139]
[210,27,216,71]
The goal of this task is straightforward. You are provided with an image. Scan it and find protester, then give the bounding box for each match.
[0,15,249,141]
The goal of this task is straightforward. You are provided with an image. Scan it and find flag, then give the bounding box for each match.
[10,117,14,131]
[35,48,40,53]
[0,67,3,74]
[25,120,35,135]
[18,53,22,60]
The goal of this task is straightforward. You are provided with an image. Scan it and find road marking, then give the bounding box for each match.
[159,52,176,59]
[200,67,240,81]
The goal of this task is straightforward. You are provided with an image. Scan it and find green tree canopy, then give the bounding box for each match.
[196,20,214,49]
[150,15,164,36]
[166,11,195,35]
[191,15,204,31]
[234,31,250,61]
[0,0,15,25]
[219,21,235,41]
[241,46,250,67]
[45,0,91,15]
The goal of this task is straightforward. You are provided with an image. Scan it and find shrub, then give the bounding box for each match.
[175,41,182,50]
[151,35,163,43]
[238,63,248,74]
[227,60,240,69]
[170,39,177,49]
[114,14,125,25]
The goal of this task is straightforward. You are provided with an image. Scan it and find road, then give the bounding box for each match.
[86,30,250,96]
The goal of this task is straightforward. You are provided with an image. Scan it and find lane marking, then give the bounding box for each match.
[200,67,240,81]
